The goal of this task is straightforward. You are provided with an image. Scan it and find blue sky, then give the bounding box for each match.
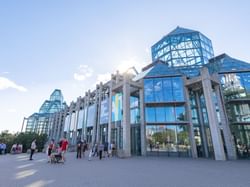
[0,0,250,132]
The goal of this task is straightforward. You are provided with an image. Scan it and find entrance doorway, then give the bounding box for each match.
[131,126,141,155]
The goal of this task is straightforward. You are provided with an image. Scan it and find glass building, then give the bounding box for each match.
[24,27,250,160]
[23,89,66,134]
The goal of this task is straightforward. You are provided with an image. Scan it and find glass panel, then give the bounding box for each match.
[165,107,175,122]
[154,78,163,102]
[87,105,96,127]
[172,77,184,101]
[163,78,173,101]
[177,125,190,153]
[70,112,76,131]
[231,125,250,158]
[227,103,250,122]
[145,107,156,123]
[100,99,109,124]
[64,115,70,132]
[77,110,84,129]
[144,79,154,102]
[175,106,186,121]
[131,108,140,124]
[155,107,166,122]
[112,93,122,122]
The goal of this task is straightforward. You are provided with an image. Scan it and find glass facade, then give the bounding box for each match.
[87,105,96,127]
[231,125,250,158]
[25,89,65,134]
[144,77,184,102]
[146,125,190,156]
[77,110,84,129]
[100,99,109,124]
[112,93,123,122]
[29,27,250,160]
[144,73,188,156]
[151,27,214,67]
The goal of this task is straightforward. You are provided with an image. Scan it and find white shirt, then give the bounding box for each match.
[31,141,36,150]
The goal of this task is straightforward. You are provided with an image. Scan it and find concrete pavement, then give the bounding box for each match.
[0,152,250,187]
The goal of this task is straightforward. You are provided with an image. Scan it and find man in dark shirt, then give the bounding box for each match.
[76,139,83,159]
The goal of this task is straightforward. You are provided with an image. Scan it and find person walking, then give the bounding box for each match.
[47,139,55,162]
[60,137,68,163]
[29,139,36,160]
[104,142,109,158]
[76,139,83,159]
[98,142,104,160]
[110,141,116,157]
[82,140,88,158]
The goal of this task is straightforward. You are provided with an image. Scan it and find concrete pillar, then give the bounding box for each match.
[66,113,72,141]
[201,68,226,161]
[72,110,79,144]
[139,85,146,156]
[214,85,237,160]
[92,89,99,145]
[96,83,103,143]
[183,86,198,158]
[195,92,209,158]
[122,75,131,157]
[108,83,113,147]
[82,92,90,141]
[81,97,87,141]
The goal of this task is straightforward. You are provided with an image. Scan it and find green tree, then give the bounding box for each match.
[0,130,48,153]
[0,130,16,153]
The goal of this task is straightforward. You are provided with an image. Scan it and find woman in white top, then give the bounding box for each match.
[29,139,36,160]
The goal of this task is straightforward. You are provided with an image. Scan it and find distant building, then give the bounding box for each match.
[22,27,250,160]
[23,89,66,134]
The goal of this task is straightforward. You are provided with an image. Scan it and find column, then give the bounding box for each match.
[92,89,99,145]
[139,85,146,156]
[122,75,131,157]
[215,85,237,160]
[96,83,103,143]
[108,82,113,146]
[183,86,198,158]
[201,68,226,160]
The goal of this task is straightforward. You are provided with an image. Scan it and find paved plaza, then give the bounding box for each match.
[0,152,250,187]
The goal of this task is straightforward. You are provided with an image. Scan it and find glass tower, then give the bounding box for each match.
[25,89,66,134]
[151,26,214,67]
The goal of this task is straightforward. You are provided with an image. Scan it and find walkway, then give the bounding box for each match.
[0,152,249,187]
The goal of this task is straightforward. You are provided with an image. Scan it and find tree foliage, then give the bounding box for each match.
[0,130,48,153]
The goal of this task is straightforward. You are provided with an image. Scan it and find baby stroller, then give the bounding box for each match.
[50,148,63,163]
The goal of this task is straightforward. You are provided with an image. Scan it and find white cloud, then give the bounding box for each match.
[0,77,27,92]
[74,65,93,81]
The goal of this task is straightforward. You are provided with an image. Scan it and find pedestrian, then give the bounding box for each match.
[111,141,116,157]
[47,139,55,162]
[98,142,104,160]
[0,142,3,155]
[2,143,6,154]
[104,142,109,157]
[60,136,68,163]
[29,139,36,160]
[82,140,88,157]
[92,143,98,157]
[76,139,83,159]
[88,146,93,161]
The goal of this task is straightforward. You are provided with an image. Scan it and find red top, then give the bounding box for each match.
[61,140,68,151]
[49,143,54,149]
